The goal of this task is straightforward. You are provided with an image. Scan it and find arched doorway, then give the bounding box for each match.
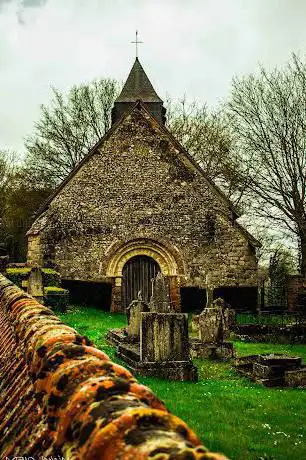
[122,255,160,309]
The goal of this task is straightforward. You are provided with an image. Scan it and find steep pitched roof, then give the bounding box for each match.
[115,58,163,103]
[31,101,260,247]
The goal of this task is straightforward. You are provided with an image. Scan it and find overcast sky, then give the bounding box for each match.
[1,0,306,154]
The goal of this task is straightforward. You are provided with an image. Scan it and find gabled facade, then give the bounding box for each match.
[28,59,259,312]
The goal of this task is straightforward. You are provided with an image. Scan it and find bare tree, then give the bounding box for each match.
[25,78,120,186]
[166,98,243,204]
[0,150,16,213]
[228,54,306,275]
[0,150,17,255]
[0,150,53,259]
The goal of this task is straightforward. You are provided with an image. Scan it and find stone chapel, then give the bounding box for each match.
[27,57,259,312]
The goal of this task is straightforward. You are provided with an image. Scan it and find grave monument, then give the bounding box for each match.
[235,353,306,387]
[190,297,235,359]
[107,273,197,381]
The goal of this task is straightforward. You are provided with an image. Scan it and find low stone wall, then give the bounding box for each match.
[0,274,227,459]
[234,324,306,344]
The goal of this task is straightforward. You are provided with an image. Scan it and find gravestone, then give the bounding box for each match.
[149,272,171,313]
[108,272,197,381]
[27,265,44,303]
[198,297,233,342]
[140,312,189,362]
[126,292,149,339]
[190,297,234,359]
[199,308,226,343]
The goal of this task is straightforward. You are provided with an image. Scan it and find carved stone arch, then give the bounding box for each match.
[106,238,182,280]
[106,238,184,312]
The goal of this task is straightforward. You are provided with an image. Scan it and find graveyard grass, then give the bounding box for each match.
[59,306,306,460]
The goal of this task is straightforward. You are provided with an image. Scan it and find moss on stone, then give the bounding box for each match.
[6,267,61,287]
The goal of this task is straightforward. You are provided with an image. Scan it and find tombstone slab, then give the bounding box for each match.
[190,340,235,360]
[140,312,189,362]
[107,274,197,381]
[285,368,306,387]
[108,311,197,381]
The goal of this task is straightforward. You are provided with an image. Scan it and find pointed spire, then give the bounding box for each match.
[115,58,163,103]
[112,58,166,125]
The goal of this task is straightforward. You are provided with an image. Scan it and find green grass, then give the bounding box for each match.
[59,306,306,460]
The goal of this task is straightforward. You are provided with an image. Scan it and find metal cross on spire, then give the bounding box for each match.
[131,30,143,58]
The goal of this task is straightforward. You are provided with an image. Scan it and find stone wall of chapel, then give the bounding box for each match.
[29,108,258,288]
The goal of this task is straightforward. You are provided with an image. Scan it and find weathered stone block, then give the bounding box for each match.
[253,363,284,379]
[126,298,149,338]
[140,312,189,362]
[284,368,306,387]
[199,306,228,343]
[27,265,44,303]
[190,339,234,360]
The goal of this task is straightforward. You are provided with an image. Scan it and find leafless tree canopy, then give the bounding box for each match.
[0,150,16,252]
[0,150,16,215]
[228,54,306,274]
[0,149,15,189]
[166,98,243,203]
[25,78,120,186]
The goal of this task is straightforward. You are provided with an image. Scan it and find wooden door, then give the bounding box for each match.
[122,255,160,309]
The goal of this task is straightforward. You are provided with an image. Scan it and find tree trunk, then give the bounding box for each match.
[299,229,306,276]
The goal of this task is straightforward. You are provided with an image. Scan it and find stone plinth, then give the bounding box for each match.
[106,327,131,346]
[116,341,197,381]
[190,339,234,360]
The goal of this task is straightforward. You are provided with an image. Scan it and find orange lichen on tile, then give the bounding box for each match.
[0,274,228,459]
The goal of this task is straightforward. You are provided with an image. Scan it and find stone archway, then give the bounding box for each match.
[106,238,183,311]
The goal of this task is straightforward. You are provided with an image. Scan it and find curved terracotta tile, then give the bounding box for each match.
[0,274,229,460]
